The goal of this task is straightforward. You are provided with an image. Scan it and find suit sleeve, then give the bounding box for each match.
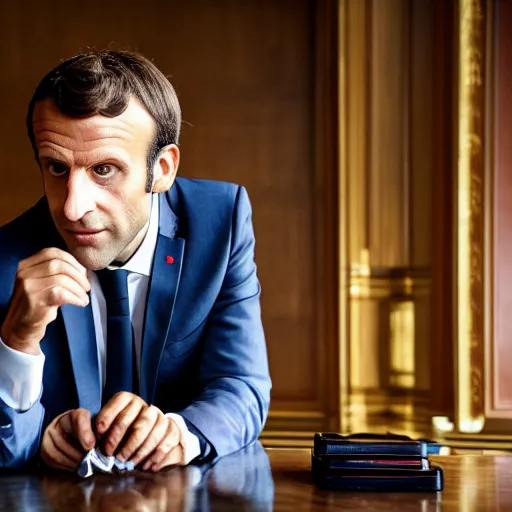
[178,186,271,459]
[0,270,46,469]
[0,393,44,468]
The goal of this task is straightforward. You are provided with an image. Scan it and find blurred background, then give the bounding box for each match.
[0,0,510,451]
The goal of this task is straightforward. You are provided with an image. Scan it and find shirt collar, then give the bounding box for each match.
[114,193,159,277]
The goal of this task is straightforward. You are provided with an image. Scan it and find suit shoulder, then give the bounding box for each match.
[171,178,249,217]
[173,177,242,204]
[168,178,249,238]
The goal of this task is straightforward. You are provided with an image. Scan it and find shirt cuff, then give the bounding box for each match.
[0,337,45,411]
[165,413,202,465]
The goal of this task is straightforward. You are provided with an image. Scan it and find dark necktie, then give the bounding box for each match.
[96,269,133,404]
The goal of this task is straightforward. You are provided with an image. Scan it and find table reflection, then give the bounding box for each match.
[0,442,273,511]
[42,470,193,511]
[269,458,442,512]
[208,442,274,511]
[3,446,510,510]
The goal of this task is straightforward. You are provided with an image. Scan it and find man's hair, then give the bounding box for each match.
[26,50,181,192]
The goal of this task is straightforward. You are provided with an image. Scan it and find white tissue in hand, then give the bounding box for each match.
[77,448,135,478]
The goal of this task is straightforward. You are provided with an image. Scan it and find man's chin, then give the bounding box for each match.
[67,247,114,271]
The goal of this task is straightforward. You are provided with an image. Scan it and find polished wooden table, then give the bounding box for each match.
[0,443,511,510]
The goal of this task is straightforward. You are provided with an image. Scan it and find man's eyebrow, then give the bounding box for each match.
[39,156,67,163]
[83,154,131,167]
[37,141,69,154]
[38,148,130,163]
[38,150,69,162]
[89,152,129,161]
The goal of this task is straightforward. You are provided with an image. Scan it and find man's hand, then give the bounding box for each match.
[41,408,96,471]
[96,392,184,471]
[0,248,90,355]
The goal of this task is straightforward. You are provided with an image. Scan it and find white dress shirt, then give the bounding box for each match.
[0,194,200,464]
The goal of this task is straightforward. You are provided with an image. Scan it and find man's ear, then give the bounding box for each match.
[152,144,180,193]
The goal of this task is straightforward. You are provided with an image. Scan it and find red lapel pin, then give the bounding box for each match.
[166,256,175,264]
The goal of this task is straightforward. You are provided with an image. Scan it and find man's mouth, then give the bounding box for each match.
[66,229,105,245]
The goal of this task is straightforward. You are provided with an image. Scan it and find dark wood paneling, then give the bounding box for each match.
[0,0,338,427]
[430,0,456,417]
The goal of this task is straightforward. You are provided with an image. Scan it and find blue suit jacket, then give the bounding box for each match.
[0,178,271,468]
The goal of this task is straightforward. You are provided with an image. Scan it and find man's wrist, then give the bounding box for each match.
[0,325,42,356]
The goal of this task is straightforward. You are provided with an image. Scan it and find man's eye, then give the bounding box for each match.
[94,164,116,177]
[47,162,69,176]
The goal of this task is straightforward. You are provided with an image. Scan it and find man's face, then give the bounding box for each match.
[33,97,157,270]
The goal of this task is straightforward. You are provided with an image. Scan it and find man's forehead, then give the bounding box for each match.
[32,97,156,145]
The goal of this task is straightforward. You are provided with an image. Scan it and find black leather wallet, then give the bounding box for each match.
[312,454,443,492]
[313,452,430,470]
[314,432,428,457]
[312,433,444,492]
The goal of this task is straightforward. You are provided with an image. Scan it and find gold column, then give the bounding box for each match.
[456,0,486,434]
[338,0,435,437]
[434,0,512,449]
[338,0,349,433]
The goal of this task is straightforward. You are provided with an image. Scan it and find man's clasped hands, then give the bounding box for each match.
[41,392,184,472]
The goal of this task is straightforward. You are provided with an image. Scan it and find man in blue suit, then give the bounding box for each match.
[0,50,271,470]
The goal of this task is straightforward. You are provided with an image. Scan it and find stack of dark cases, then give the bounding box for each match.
[312,433,443,492]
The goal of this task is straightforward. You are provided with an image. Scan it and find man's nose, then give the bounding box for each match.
[63,170,96,222]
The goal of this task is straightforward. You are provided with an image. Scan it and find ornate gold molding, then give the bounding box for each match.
[456,0,486,433]
[337,0,350,434]
[349,264,431,300]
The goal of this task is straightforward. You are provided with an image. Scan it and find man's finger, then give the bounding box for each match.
[27,275,89,306]
[120,408,166,464]
[42,412,84,464]
[45,427,81,470]
[142,422,182,471]
[148,444,184,472]
[96,392,135,435]
[20,274,89,308]
[48,427,82,466]
[45,284,89,308]
[52,415,85,462]
[69,409,96,452]
[18,258,90,292]
[102,400,149,456]
[18,247,88,278]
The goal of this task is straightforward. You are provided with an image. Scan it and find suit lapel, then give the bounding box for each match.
[61,302,101,415]
[140,192,185,403]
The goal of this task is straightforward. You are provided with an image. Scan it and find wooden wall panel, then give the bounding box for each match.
[369,0,409,268]
[0,1,338,431]
[430,0,455,418]
[489,0,512,416]
[410,0,434,269]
